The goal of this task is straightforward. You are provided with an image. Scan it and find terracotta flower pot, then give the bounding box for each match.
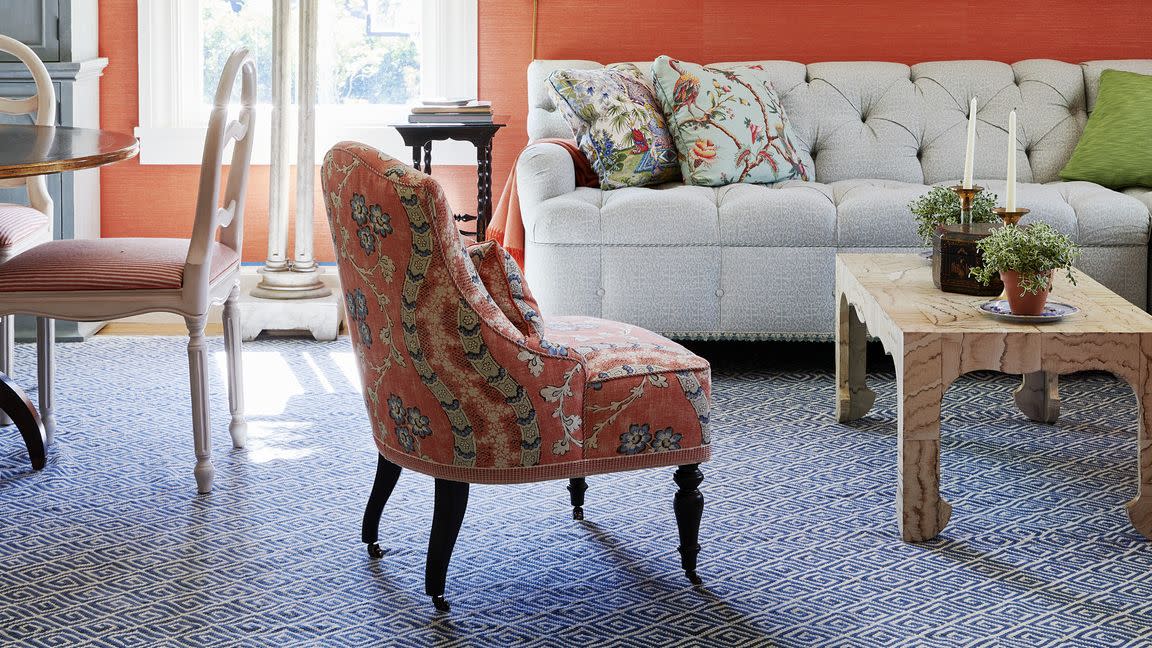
[1000,269,1052,316]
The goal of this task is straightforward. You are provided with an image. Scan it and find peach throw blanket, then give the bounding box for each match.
[485,138,598,269]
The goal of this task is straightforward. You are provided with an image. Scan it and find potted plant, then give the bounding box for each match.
[909,185,999,245]
[970,222,1081,315]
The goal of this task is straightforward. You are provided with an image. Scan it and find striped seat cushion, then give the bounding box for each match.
[0,238,240,292]
[0,204,50,249]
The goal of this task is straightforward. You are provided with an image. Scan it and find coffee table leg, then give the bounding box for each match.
[1014,371,1060,424]
[836,295,876,422]
[1127,375,1152,539]
[897,336,952,542]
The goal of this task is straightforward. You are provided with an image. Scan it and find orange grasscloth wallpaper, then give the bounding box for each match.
[98,0,1152,262]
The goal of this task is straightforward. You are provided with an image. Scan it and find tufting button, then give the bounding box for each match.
[595,288,605,297]
[715,289,725,298]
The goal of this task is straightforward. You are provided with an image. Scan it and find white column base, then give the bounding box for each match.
[250,266,333,300]
[237,289,344,342]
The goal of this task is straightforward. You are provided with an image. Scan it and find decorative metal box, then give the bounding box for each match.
[931,223,1003,296]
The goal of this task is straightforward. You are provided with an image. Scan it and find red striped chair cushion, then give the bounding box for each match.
[0,238,240,292]
[0,204,50,248]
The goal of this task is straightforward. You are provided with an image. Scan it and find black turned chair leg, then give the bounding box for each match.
[426,479,470,612]
[568,477,588,520]
[362,454,402,559]
[673,464,704,585]
[0,372,46,470]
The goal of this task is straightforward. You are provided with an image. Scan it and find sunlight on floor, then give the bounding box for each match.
[212,349,363,416]
[209,349,365,463]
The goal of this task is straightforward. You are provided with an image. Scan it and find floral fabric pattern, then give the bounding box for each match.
[651,55,809,187]
[467,240,544,337]
[548,64,681,190]
[321,141,711,484]
[346,288,371,347]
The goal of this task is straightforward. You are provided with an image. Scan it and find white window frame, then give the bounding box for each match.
[135,0,478,165]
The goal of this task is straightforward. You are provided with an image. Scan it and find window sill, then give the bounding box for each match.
[133,124,482,166]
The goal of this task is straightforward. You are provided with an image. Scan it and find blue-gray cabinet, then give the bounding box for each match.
[1,0,107,340]
[0,0,98,64]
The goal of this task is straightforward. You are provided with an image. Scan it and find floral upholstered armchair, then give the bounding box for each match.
[321,142,713,611]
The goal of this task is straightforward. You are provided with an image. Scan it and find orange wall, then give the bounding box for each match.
[100,0,1152,262]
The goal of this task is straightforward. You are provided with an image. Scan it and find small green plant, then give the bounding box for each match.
[970,223,1081,295]
[908,186,999,244]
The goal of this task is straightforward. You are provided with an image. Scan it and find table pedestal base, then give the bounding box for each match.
[0,371,45,470]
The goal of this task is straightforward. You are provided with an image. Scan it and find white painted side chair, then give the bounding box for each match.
[0,48,257,493]
[0,35,55,427]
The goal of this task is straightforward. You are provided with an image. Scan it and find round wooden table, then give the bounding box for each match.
[0,124,139,469]
[0,124,139,180]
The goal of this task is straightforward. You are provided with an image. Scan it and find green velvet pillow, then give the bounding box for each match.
[1060,69,1152,188]
[650,55,810,186]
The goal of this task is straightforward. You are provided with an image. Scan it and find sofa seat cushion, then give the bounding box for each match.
[831,179,938,247]
[717,182,835,246]
[528,179,1149,249]
[834,179,1149,247]
[529,182,837,247]
[1123,187,1152,213]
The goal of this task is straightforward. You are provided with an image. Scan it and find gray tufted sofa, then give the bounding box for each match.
[517,59,1152,340]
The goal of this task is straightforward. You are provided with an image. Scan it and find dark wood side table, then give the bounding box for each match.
[392,120,506,241]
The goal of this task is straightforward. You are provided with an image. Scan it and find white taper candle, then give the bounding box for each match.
[962,97,977,189]
[1006,110,1017,211]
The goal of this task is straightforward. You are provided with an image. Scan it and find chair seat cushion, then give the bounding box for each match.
[542,315,711,463]
[543,315,708,378]
[0,238,240,292]
[0,204,50,249]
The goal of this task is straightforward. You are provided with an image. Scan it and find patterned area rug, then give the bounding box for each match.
[1,337,1150,647]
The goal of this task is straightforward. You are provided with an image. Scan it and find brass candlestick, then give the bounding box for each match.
[993,207,1030,226]
[949,185,984,228]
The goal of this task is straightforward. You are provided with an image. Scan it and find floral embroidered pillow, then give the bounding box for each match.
[650,55,810,186]
[547,64,681,189]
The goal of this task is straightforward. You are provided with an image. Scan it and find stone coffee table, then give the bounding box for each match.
[835,253,1152,542]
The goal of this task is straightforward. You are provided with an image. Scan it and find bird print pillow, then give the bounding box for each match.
[547,64,681,189]
[650,55,809,186]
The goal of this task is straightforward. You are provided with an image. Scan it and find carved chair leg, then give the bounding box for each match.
[36,317,55,445]
[222,284,247,448]
[568,477,588,520]
[425,478,469,612]
[362,454,402,559]
[673,464,704,585]
[185,316,213,493]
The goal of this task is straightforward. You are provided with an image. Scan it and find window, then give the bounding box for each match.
[136,0,478,165]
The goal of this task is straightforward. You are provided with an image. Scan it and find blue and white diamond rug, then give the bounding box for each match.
[1,337,1150,647]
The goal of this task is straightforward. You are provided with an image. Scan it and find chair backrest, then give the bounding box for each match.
[0,34,56,220]
[322,142,572,473]
[183,48,256,306]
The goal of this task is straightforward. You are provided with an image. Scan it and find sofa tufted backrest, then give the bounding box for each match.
[527,58,1152,185]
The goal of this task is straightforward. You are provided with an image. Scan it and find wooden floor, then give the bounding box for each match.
[97,321,347,337]
[98,322,225,336]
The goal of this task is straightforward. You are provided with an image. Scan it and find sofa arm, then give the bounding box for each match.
[516,142,578,212]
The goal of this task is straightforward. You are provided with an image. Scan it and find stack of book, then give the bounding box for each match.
[409,100,493,124]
